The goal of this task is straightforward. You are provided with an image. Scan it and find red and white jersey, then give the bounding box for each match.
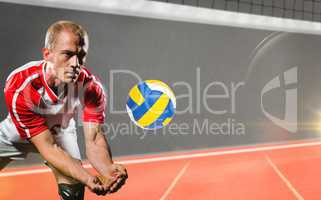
[4,60,106,140]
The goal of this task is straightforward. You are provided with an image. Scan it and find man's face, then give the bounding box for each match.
[44,30,87,84]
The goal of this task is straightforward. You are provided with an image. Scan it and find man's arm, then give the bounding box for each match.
[30,129,108,192]
[84,122,127,192]
[84,122,114,175]
[82,73,127,193]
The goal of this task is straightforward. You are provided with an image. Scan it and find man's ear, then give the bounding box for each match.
[42,48,50,60]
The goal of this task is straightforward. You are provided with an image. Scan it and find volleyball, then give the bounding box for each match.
[126,80,176,129]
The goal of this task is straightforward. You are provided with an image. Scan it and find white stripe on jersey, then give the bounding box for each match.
[7,60,42,81]
[12,74,40,138]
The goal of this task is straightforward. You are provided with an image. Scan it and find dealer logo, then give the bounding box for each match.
[260,67,298,133]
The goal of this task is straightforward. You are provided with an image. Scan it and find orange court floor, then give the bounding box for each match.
[1,139,321,200]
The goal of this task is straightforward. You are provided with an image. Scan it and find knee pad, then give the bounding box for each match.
[58,183,85,200]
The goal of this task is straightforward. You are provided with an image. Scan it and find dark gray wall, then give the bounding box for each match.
[1,2,321,164]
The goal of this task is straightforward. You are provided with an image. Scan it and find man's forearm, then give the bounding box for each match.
[30,131,93,184]
[84,122,128,193]
[44,144,93,184]
[86,132,114,175]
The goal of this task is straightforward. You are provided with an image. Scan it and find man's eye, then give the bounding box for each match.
[64,52,74,57]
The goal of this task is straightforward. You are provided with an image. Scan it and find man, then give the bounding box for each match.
[0,20,127,199]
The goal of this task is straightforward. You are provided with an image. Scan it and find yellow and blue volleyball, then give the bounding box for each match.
[126,80,176,129]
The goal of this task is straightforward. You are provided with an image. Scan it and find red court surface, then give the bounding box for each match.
[1,139,321,200]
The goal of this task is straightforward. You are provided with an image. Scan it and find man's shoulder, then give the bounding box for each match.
[78,66,100,83]
[6,60,43,81]
[79,66,93,77]
[78,66,105,94]
[5,60,43,92]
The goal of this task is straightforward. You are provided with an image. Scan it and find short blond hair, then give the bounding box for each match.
[45,20,89,49]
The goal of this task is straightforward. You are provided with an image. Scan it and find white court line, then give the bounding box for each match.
[0,168,51,177]
[159,162,190,200]
[1,140,321,177]
[265,155,304,200]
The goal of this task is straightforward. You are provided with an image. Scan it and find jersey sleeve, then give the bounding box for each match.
[5,81,48,139]
[82,78,106,123]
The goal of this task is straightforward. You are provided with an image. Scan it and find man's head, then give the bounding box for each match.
[43,20,89,84]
